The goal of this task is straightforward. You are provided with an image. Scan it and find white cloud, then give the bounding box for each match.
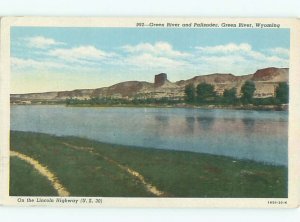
[196,43,252,54]
[11,57,67,70]
[48,45,114,63]
[11,57,103,74]
[193,43,289,74]
[120,42,190,72]
[193,54,288,75]
[199,55,246,64]
[196,43,289,61]
[122,42,190,58]
[268,47,290,57]
[196,42,276,61]
[26,36,64,49]
[125,53,186,69]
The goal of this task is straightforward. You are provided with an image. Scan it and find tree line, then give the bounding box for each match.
[66,97,181,106]
[184,81,289,105]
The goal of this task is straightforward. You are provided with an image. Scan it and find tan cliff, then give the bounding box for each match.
[11,67,288,103]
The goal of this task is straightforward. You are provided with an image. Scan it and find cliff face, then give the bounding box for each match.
[175,67,288,98]
[10,67,288,102]
[252,67,288,81]
[251,67,289,98]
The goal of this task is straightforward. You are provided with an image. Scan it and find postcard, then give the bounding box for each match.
[0,17,299,207]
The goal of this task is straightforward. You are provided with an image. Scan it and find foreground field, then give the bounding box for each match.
[10,131,287,197]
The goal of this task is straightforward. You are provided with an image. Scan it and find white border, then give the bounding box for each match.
[0,17,299,208]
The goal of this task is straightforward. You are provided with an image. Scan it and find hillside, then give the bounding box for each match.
[11,67,289,103]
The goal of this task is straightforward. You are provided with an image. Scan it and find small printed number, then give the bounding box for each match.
[95,199,102,204]
[268,201,287,204]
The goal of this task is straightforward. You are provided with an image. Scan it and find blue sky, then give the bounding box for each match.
[11,27,290,93]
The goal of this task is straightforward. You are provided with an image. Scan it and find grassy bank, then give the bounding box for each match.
[10,131,287,197]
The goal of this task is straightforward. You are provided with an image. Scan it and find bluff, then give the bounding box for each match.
[11,67,288,103]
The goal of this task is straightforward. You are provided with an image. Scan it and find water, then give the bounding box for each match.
[10,105,288,166]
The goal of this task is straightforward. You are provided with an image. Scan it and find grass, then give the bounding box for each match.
[10,130,287,198]
[10,157,57,196]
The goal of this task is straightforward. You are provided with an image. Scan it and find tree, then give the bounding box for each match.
[196,82,216,103]
[241,81,256,104]
[275,82,289,104]
[184,84,196,103]
[223,87,237,104]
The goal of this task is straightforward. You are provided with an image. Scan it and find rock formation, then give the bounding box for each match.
[154,73,168,87]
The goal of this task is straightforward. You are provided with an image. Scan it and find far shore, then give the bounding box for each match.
[11,102,289,111]
[66,103,288,111]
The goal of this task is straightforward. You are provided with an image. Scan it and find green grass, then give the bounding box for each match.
[10,157,57,196]
[10,131,287,198]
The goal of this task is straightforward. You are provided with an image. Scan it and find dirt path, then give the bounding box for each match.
[62,142,165,197]
[10,150,70,197]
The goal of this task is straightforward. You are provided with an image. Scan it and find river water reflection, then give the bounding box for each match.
[11,105,288,166]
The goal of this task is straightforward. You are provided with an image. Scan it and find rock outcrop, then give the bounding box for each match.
[154,73,168,87]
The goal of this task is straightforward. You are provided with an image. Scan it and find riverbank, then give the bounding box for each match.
[10,131,287,197]
[64,102,288,111]
[65,103,287,111]
[11,101,288,111]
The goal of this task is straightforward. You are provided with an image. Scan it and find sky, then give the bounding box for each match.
[11,27,290,93]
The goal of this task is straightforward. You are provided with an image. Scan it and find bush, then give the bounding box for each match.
[241,81,256,104]
[275,82,289,104]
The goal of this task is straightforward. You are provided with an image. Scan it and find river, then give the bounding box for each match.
[10,105,288,166]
